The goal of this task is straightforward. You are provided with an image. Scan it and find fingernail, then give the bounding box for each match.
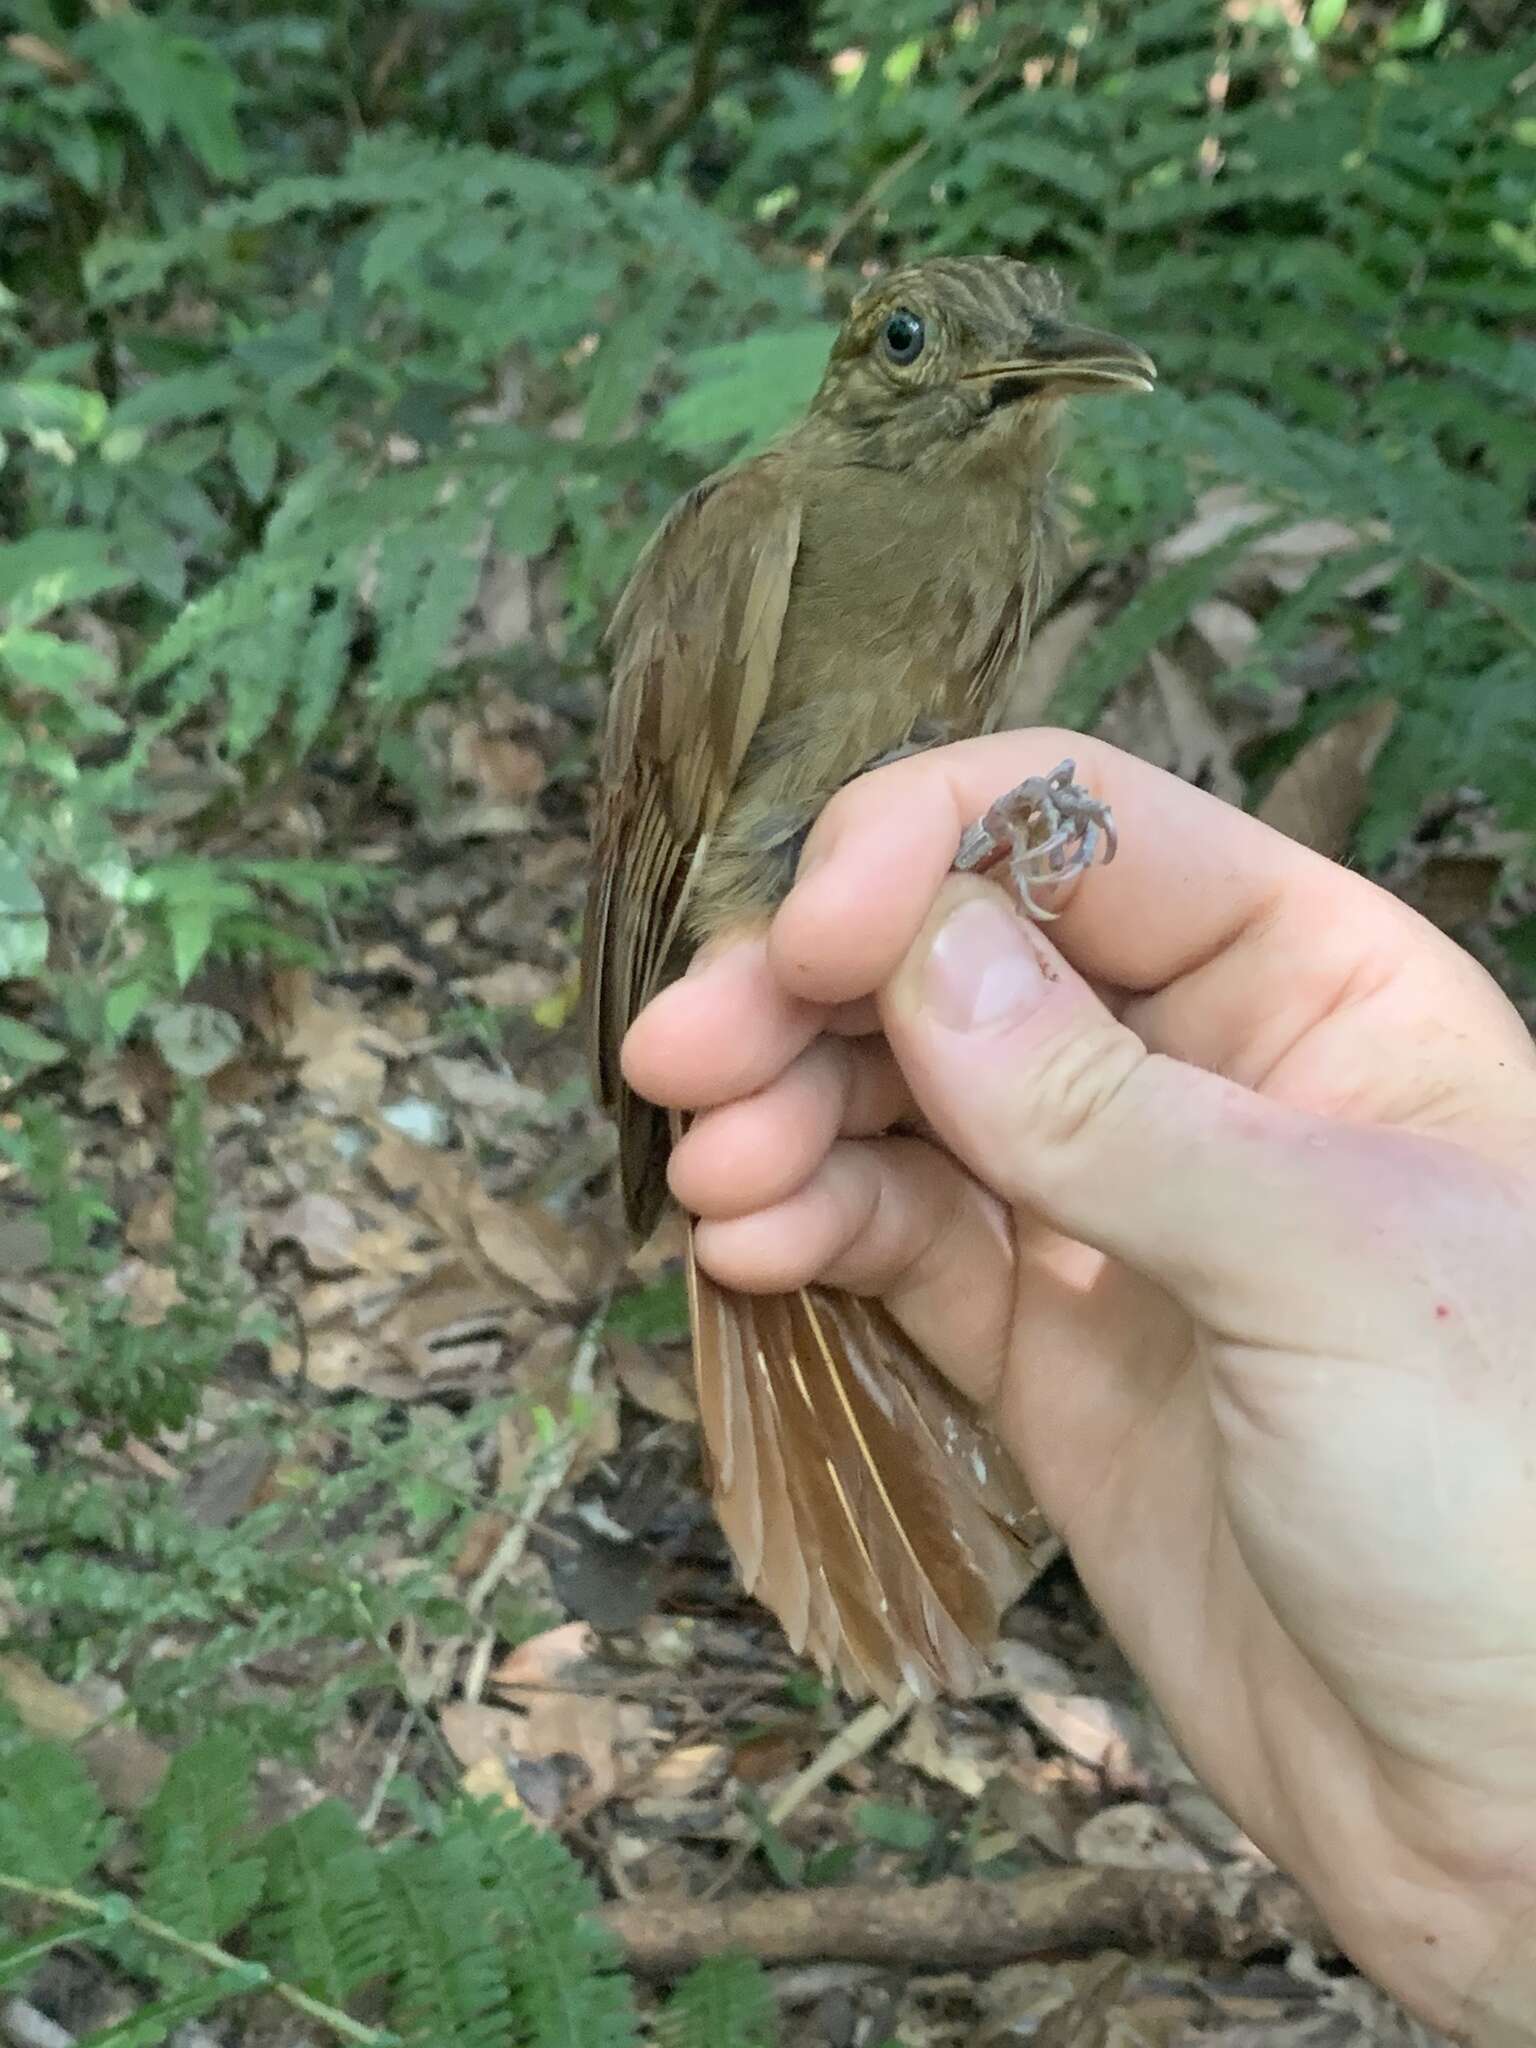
[923,895,1046,1031]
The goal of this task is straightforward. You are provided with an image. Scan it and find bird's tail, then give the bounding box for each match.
[686,1238,1047,1701]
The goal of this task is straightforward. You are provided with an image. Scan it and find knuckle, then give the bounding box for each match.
[1019,1018,1151,1175]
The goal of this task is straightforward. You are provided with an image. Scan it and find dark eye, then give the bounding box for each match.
[882,308,925,366]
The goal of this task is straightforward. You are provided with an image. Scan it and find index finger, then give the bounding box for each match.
[768,729,1532,1084]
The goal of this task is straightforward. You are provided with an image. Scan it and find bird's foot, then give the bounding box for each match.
[954,758,1116,921]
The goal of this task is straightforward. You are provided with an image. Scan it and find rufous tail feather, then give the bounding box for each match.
[685,1234,1047,1701]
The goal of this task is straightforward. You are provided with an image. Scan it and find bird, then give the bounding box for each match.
[582,255,1154,1700]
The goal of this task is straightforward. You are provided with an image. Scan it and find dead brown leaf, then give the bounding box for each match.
[608,1334,697,1424]
[1258,700,1399,860]
[255,1192,366,1274]
[894,1705,999,1801]
[1074,1801,1209,1875]
[456,1647,654,1815]
[491,1620,596,1689]
[455,962,560,1009]
[990,1644,1142,1779]
[283,988,405,1107]
[103,1258,184,1328]
[451,728,547,802]
[0,1656,168,1812]
[430,1056,545,1121]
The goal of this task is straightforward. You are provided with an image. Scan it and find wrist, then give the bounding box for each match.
[1454,1898,1536,2047]
[1305,1813,1536,2043]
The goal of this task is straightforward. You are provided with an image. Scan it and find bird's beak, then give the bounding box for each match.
[964,321,1157,402]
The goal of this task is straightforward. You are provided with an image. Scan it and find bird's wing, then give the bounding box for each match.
[582,462,803,1233]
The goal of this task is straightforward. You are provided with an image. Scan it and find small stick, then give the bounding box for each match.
[765,1691,914,1827]
[601,1867,1329,1977]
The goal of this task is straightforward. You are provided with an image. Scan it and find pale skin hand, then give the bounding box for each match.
[622,732,1536,2040]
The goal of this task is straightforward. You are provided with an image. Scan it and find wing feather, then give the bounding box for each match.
[583,465,803,1235]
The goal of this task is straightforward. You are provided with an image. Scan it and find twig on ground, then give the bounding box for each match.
[765,1691,914,1827]
[601,1867,1330,1977]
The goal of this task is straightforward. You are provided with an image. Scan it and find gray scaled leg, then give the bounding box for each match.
[954,758,1117,921]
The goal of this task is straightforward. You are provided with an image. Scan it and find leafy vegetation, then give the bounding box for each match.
[1,0,1532,2036]
[0,1720,764,2045]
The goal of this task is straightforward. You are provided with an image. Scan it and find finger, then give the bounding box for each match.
[621,936,824,1110]
[878,874,1439,1331]
[668,1037,915,1220]
[771,732,1533,1091]
[694,1136,1019,1408]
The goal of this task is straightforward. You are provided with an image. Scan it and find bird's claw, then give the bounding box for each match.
[953,758,1116,921]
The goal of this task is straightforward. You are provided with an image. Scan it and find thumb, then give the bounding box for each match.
[879,876,1368,1319]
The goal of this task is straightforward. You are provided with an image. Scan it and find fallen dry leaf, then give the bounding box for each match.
[999,596,1105,728]
[1258,699,1398,860]
[0,1656,169,1811]
[455,962,560,1009]
[1189,596,1260,670]
[607,1333,697,1424]
[990,1644,1142,1778]
[450,728,547,802]
[283,988,405,1108]
[255,1192,366,1274]
[430,1055,545,1120]
[491,1620,596,1690]
[367,1125,597,1304]
[461,1751,529,1813]
[894,1705,998,1801]
[1074,1801,1210,1875]
[103,1258,184,1329]
[452,1676,652,1815]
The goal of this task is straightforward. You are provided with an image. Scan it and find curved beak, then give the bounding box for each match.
[963,321,1157,402]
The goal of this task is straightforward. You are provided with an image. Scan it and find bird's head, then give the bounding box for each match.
[807,255,1155,473]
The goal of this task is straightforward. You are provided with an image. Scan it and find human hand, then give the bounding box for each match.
[623,731,1536,2040]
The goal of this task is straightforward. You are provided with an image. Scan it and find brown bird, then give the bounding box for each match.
[583,256,1154,1700]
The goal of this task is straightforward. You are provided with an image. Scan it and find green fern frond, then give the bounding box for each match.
[139,1730,264,1966]
[656,1957,777,2048]
[0,1741,117,1888]
[454,1801,639,2048]
[381,1831,510,2048]
[252,1801,392,2005]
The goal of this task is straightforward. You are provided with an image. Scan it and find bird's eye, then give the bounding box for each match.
[882,308,926,366]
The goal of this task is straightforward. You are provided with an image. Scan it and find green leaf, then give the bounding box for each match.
[1384,0,1446,50]
[736,1790,804,1889]
[228,414,279,502]
[658,1956,777,2048]
[1307,0,1348,39]
[0,1742,116,1885]
[0,848,48,979]
[604,1272,689,1344]
[0,381,107,446]
[656,326,834,457]
[139,1730,264,1962]
[0,1015,66,1072]
[1051,516,1284,728]
[852,1799,937,1851]
[80,16,247,180]
[252,1801,390,2004]
[1,630,117,719]
[0,532,126,626]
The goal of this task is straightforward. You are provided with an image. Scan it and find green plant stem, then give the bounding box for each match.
[0,1873,400,2046]
[1423,557,1536,659]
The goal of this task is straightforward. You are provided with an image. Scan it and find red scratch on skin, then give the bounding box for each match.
[1434,1303,1452,1320]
